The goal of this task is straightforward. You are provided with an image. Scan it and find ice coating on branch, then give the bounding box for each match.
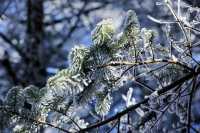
[91,18,115,46]
[141,28,155,48]
[68,45,90,74]
[47,45,90,96]
[95,92,112,116]
[124,10,140,30]
[122,88,144,117]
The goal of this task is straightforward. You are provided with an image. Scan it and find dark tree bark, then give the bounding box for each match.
[1,51,19,85]
[24,0,47,87]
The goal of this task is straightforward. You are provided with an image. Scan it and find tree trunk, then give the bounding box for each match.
[24,0,46,87]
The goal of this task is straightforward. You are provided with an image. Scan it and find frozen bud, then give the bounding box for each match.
[124,10,140,29]
[141,28,155,48]
[91,19,115,46]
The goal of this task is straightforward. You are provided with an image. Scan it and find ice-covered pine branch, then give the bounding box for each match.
[1,7,198,133]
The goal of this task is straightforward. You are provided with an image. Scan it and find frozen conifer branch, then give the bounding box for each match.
[80,67,200,131]
[1,1,200,132]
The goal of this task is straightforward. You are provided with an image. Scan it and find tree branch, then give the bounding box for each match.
[0,51,19,85]
[187,77,197,133]
[0,107,71,133]
[98,59,193,72]
[44,3,107,26]
[0,32,26,58]
[79,66,200,132]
